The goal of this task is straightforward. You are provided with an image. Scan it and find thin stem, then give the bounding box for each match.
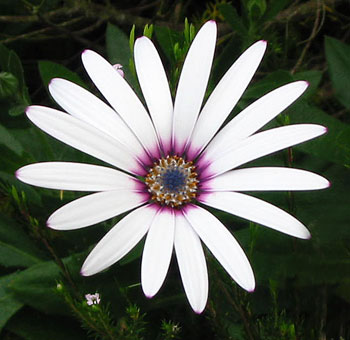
[0,17,83,44]
[216,277,256,340]
[291,0,324,74]
[33,225,80,299]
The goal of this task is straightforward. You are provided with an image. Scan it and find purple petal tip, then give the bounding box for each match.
[24,106,31,115]
[81,49,91,58]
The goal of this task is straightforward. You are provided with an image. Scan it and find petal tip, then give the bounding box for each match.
[48,77,62,88]
[80,268,91,277]
[260,40,268,47]
[301,230,312,240]
[247,286,255,293]
[136,36,148,42]
[296,80,309,91]
[193,308,204,315]
[46,219,53,229]
[81,49,93,61]
[48,78,55,87]
[14,169,21,179]
[25,106,32,115]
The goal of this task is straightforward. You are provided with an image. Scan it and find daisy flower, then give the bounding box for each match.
[16,21,329,313]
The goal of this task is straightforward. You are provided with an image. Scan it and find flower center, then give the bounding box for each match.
[145,156,198,207]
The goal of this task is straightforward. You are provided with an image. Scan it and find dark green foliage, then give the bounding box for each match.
[325,37,350,109]
[0,0,349,339]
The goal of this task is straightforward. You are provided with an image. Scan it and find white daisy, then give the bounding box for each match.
[16,21,329,313]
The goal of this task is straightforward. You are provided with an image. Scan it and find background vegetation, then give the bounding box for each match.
[0,0,350,339]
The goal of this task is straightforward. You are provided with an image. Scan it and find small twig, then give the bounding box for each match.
[74,18,106,35]
[0,7,78,23]
[67,300,116,339]
[33,226,80,299]
[37,13,96,48]
[217,279,256,340]
[0,17,83,44]
[127,0,162,13]
[291,0,324,74]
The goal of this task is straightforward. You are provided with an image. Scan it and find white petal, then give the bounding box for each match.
[26,106,145,175]
[141,208,175,298]
[202,167,330,191]
[16,162,141,191]
[199,191,311,239]
[200,124,327,178]
[49,78,146,160]
[81,205,158,276]
[134,37,173,154]
[188,41,267,159]
[172,21,217,155]
[183,205,255,291]
[47,190,148,230]
[81,50,160,158]
[174,212,208,313]
[204,81,309,159]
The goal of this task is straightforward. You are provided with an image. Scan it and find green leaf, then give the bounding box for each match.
[261,0,290,22]
[0,273,23,332]
[106,22,137,89]
[247,0,267,21]
[288,102,350,166]
[106,22,131,66]
[243,70,294,100]
[0,124,24,156]
[0,213,45,268]
[335,281,350,303]
[154,25,182,65]
[296,163,350,245]
[38,61,86,90]
[325,36,350,108]
[5,309,86,340]
[292,70,323,98]
[8,50,29,103]
[8,254,84,315]
[218,3,248,38]
[8,103,27,116]
[0,44,30,107]
[0,44,11,71]
[0,72,18,99]
[237,70,294,111]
